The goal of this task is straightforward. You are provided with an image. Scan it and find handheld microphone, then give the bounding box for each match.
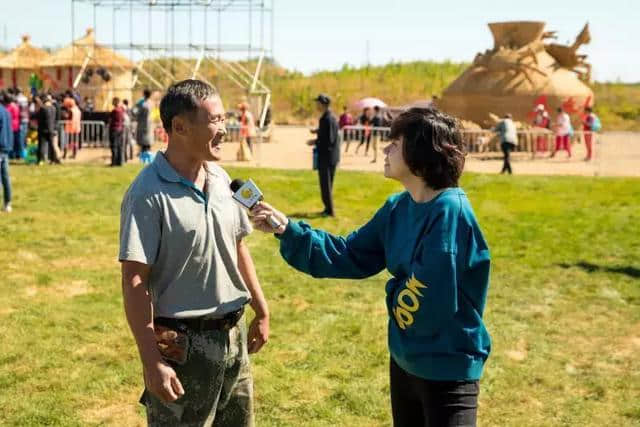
[230,179,282,229]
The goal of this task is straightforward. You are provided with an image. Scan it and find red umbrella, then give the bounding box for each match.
[353,97,387,110]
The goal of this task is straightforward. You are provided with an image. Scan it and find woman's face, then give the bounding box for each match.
[383,135,412,182]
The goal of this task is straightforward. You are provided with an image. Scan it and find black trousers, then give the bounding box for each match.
[38,132,52,163]
[318,163,336,215]
[501,142,513,174]
[110,130,124,166]
[357,132,371,153]
[390,358,479,427]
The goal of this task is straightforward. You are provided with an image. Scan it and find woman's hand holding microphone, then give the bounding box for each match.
[250,202,288,235]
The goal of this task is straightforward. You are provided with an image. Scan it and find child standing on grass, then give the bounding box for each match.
[251,107,491,427]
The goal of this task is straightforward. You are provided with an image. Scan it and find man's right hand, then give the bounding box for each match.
[143,359,185,403]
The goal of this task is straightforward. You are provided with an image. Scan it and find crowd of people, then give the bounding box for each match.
[0,87,92,164]
[0,86,156,164]
[495,103,601,174]
[339,105,389,163]
[0,86,159,213]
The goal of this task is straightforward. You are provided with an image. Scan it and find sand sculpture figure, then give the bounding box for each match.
[545,24,592,82]
[438,21,594,127]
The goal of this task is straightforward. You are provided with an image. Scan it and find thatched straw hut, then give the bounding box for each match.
[0,35,50,91]
[40,28,135,110]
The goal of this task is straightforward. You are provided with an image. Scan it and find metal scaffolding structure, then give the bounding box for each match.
[69,0,273,129]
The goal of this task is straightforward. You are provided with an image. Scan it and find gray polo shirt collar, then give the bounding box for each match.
[153,152,221,211]
[153,152,222,181]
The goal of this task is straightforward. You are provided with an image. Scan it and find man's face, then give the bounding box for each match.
[183,96,227,162]
[383,135,412,182]
[316,101,326,114]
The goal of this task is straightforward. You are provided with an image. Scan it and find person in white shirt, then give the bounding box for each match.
[494,113,517,174]
[551,107,572,158]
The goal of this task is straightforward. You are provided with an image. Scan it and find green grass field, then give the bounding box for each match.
[0,164,639,426]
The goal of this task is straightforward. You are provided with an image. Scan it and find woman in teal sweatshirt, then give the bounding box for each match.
[251,107,491,427]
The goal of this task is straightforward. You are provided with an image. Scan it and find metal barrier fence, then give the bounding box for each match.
[56,120,109,149]
[341,125,599,157]
[56,120,135,161]
[55,120,268,148]
[460,129,599,157]
[341,125,390,142]
[223,124,272,143]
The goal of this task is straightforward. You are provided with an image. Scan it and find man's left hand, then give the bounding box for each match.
[247,315,269,354]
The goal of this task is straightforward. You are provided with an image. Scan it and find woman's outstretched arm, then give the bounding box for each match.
[250,201,388,280]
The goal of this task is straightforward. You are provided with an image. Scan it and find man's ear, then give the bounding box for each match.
[172,115,188,137]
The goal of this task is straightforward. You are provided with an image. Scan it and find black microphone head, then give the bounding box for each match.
[230,179,245,193]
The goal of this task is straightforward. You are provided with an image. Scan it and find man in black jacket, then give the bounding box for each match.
[309,94,339,217]
[35,95,57,165]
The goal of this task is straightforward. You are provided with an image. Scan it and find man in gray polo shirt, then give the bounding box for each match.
[120,79,269,426]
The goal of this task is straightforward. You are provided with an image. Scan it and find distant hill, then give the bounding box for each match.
[134,59,640,130]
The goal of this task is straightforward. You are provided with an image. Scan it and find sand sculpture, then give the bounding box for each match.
[439,21,594,127]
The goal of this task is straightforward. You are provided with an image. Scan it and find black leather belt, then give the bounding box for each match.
[155,306,244,332]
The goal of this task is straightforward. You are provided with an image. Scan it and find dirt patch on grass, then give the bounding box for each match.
[23,280,91,299]
[291,297,310,312]
[16,250,41,262]
[505,338,528,361]
[50,257,117,270]
[24,286,38,297]
[80,391,144,427]
[614,322,640,359]
[58,280,91,298]
[0,307,16,316]
[6,272,34,283]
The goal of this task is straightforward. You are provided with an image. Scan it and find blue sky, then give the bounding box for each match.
[1,0,639,82]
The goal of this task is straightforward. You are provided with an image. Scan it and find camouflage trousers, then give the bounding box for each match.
[140,317,254,427]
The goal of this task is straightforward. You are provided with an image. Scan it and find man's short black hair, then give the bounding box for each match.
[143,88,151,99]
[389,107,466,190]
[160,79,219,133]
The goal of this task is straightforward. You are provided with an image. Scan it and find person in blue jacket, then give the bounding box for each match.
[251,107,491,426]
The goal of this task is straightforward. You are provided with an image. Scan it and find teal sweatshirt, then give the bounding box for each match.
[276,188,491,381]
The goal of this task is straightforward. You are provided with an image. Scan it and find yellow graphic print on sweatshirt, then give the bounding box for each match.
[392,275,428,330]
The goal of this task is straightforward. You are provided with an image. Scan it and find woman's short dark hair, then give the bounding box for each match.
[160,79,219,133]
[389,107,466,189]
